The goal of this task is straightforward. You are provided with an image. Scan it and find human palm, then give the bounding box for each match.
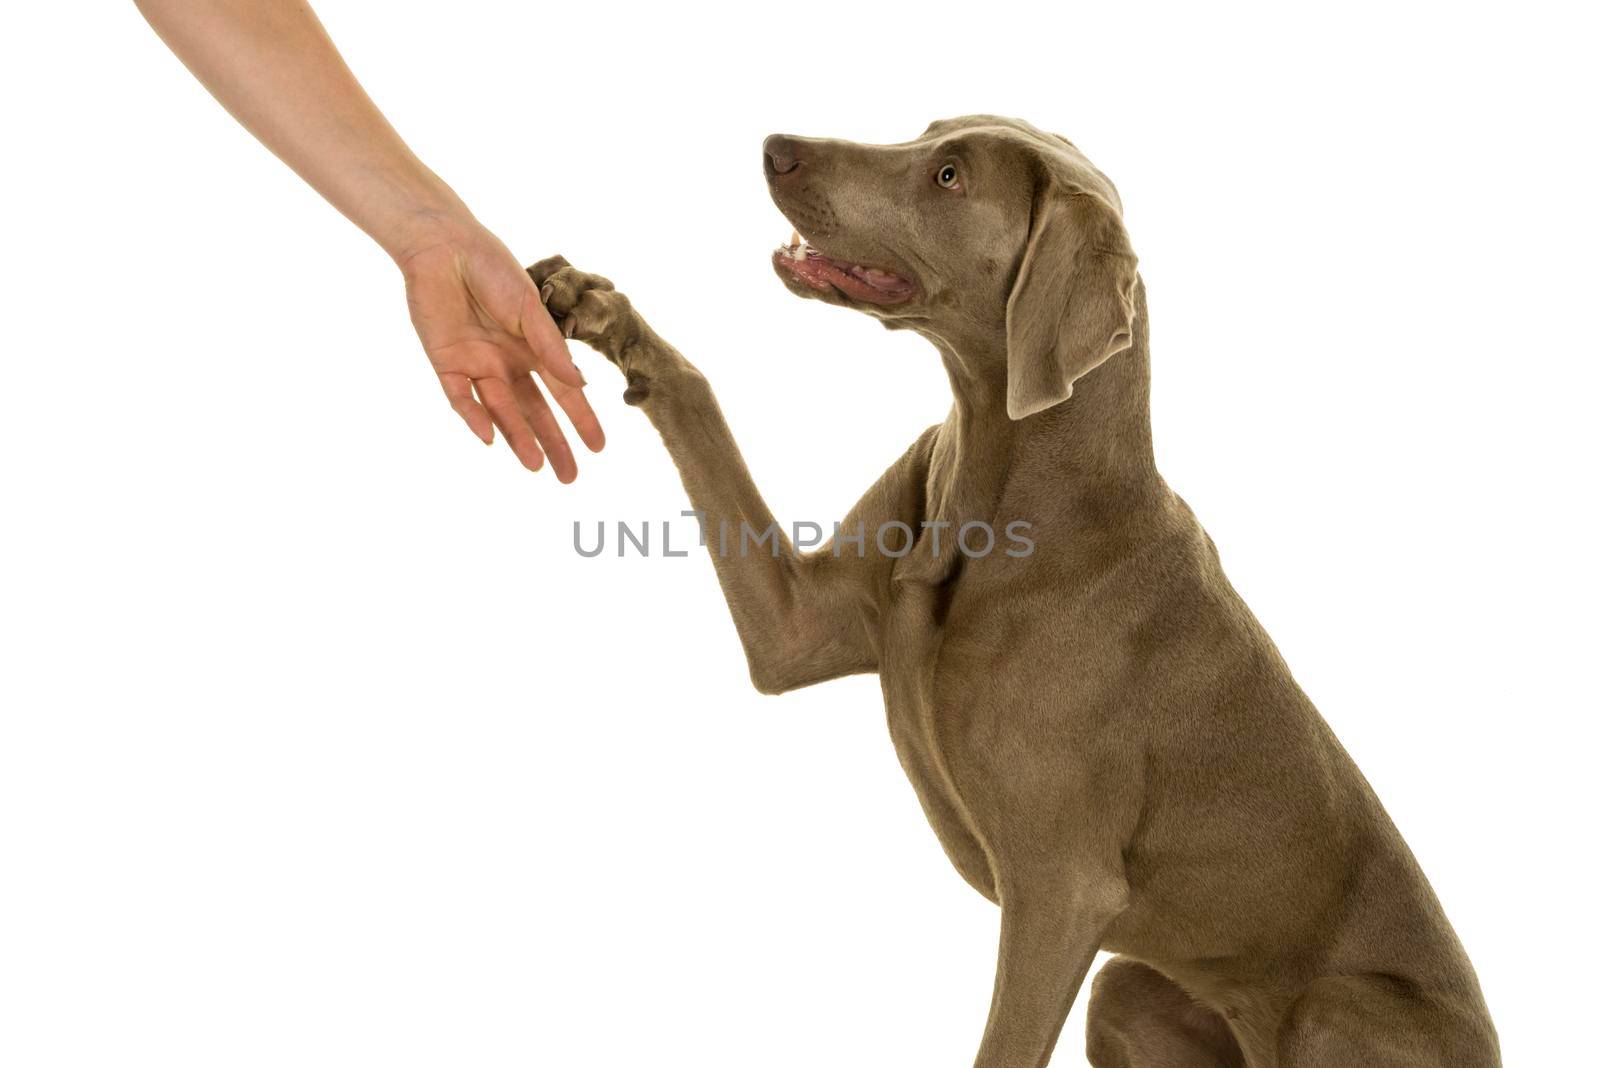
[400,225,603,481]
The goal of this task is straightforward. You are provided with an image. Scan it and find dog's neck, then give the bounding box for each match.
[1016,278,1159,494]
[905,279,1162,583]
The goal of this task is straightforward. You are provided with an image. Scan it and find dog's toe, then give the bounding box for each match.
[533,264,616,321]
[524,263,638,367]
[525,255,571,289]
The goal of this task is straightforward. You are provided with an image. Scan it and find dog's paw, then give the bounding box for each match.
[526,257,651,401]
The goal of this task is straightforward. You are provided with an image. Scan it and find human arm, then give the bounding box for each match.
[135,0,602,478]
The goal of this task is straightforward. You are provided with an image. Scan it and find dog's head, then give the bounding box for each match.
[766,115,1138,419]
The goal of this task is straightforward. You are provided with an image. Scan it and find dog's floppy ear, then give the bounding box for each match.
[1004,187,1138,420]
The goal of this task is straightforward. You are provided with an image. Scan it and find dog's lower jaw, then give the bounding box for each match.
[770,248,919,307]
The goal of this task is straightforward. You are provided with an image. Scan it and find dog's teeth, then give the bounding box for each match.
[790,228,802,249]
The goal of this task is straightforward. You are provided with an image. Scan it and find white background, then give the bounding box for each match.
[2,3,1596,1065]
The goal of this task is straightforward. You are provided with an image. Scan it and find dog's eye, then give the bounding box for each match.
[936,164,960,190]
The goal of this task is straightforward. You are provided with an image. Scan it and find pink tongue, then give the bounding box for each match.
[814,253,910,292]
[778,246,915,302]
[785,253,842,290]
[851,265,899,285]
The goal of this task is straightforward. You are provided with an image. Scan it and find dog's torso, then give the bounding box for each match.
[869,417,1491,1056]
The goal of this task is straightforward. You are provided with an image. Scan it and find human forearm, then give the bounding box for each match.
[135,0,463,259]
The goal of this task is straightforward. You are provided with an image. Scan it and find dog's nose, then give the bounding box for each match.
[763,134,804,179]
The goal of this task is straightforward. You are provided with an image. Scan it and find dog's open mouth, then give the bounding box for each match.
[772,230,918,306]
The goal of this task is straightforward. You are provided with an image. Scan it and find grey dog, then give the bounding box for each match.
[528,115,1499,1068]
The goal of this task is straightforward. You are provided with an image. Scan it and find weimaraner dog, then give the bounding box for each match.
[527,116,1499,1067]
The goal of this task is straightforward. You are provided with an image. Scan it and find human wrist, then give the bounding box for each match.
[363,166,477,265]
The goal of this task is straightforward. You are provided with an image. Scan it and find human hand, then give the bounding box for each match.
[396,217,604,481]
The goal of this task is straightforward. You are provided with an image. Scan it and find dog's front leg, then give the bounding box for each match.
[530,257,908,694]
[975,881,1126,1068]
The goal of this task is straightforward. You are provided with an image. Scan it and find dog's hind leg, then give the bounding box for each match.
[531,257,932,694]
[1085,957,1244,1067]
[1275,974,1500,1068]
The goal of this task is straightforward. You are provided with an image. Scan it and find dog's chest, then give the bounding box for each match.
[876,580,1000,901]
[876,560,1106,901]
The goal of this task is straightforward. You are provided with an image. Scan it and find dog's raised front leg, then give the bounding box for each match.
[530,257,924,694]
